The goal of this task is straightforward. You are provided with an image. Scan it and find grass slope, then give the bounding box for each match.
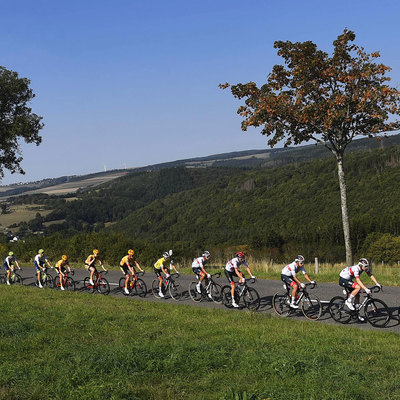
[0,286,399,400]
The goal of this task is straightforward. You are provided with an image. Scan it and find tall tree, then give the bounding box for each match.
[220,29,400,265]
[0,66,44,178]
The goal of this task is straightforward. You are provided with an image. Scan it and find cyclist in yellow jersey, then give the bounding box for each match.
[85,249,107,285]
[55,255,72,291]
[120,249,144,295]
[154,251,178,298]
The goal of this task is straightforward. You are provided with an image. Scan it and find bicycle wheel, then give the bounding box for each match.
[301,294,322,320]
[65,277,76,291]
[364,298,390,327]
[151,279,162,298]
[272,292,291,316]
[119,277,126,289]
[210,282,222,304]
[97,278,110,295]
[328,296,351,324]
[221,285,233,308]
[133,278,147,298]
[189,281,202,302]
[83,277,93,292]
[54,276,61,289]
[43,275,54,289]
[11,273,23,285]
[243,287,260,311]
[169,280,182,301]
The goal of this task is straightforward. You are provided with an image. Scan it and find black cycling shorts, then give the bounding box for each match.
[339,277,356,289]
[225,269,241,283]
[281,274,295,287]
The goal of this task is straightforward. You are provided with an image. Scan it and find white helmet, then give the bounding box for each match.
[202,251,210,258]
[358,258,369,268]
[295,255,305,263]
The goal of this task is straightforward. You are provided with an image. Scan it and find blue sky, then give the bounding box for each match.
[1,0,400,185]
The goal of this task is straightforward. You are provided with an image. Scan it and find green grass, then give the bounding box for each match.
[0,285,399,399]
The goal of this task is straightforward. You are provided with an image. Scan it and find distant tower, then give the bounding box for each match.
[104,165,107,172]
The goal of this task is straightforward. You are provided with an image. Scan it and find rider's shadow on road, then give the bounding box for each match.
[259,295,273,311]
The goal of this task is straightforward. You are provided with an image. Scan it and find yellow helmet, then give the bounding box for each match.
[38,249,44,254]
[128,249,134,256]
[8,251,14,256]
[93,249,99,255]
[62,255,68,261]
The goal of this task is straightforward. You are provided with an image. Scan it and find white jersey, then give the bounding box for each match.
[4,256,16,267]
[340,265,364,280]
[34,254,47,266]
[192,256,208,269]
[281,261,306,278]
[225,257,248,272]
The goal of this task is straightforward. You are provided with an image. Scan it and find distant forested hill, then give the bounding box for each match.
[3,135,400,262]
[107,145,400,261]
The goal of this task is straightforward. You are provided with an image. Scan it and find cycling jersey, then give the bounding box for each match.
[85,255,101,266]
[339,265,365,280]
[191,256,208,270]
[154,257,172,270]
[120,255,135,267]
[281,261,306,278]
[56,259,68,269]
[225,257,248,272]
[3,256,17,270]
[34,254,48,268]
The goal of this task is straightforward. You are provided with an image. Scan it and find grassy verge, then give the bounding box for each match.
[0,285,399,400]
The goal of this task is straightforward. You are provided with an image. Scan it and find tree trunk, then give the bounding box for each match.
[336,153,353,266]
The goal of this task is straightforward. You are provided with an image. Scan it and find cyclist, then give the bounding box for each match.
[55,255,72,291]
[225,252,255,308]
[120,249,144,295]
[34,249,53,289]
[340,258,381,315]
[85,249,107,285]
[281,255,315,309]
[154,251,178,298]
[3,251,20,285]
[192,251,211,297]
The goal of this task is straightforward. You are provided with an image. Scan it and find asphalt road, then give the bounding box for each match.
[11,267,400,333]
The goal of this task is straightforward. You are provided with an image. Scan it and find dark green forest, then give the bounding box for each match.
[3,138,400,264]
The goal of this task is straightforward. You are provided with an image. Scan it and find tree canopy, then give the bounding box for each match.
[0,66,44,178]
[220,29,400,151]
[220,29,400,265]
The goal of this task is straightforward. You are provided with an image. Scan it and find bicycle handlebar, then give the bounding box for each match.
[369,285,382,293]
[305,282,317,289]
[212,272,221,278]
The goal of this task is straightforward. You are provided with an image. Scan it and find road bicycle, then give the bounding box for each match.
[151,273,182,301]
[119,271,147,297]
[189,272,222,304]
[328,285,390,327]
[2,268,24,285]
[54,270,76,291]
[35,267,54,289]
[272,282,321,320]
[83,270,110,295]
[221,278,260,311]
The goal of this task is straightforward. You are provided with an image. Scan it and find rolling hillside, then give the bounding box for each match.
[1,133,399,198]
[2,134,400,262]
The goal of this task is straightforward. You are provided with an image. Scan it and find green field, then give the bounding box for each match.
[0,286,399,400]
